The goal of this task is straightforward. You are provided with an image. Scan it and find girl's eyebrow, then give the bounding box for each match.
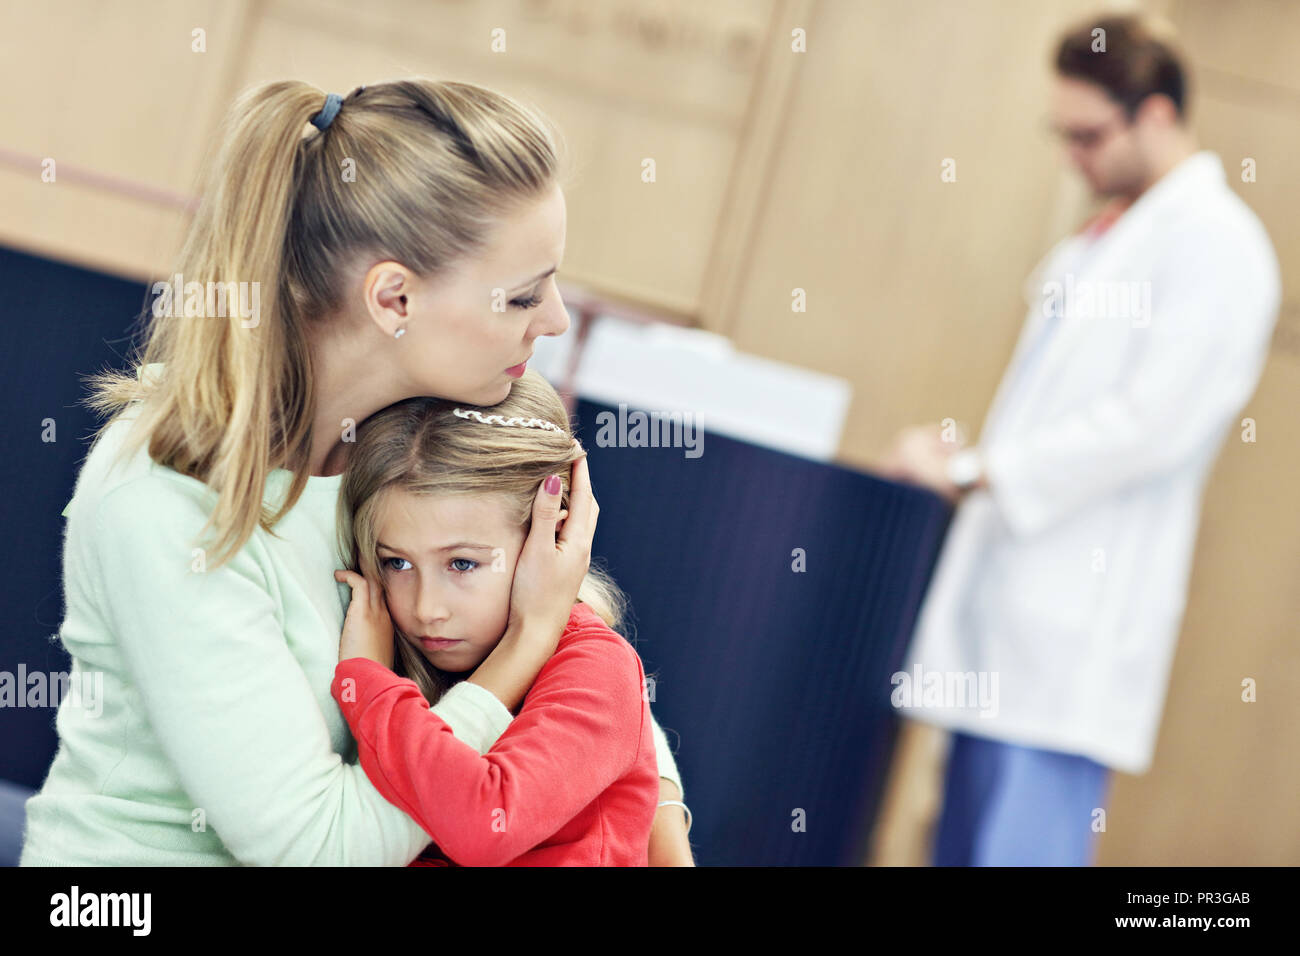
[377,541,494,554]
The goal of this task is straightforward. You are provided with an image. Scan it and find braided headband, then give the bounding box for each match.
[452,407,567,435]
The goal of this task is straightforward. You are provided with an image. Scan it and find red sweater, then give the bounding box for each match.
[331,602,658,866]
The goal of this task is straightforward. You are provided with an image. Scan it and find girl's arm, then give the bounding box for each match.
[337,568,695,858]
[92,479,433,866]
[332,626,649,866]
[460,617,560,714]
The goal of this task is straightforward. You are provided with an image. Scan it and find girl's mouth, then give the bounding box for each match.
[420,637,462,651]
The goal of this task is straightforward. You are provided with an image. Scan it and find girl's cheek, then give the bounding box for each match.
[383,581,414,622]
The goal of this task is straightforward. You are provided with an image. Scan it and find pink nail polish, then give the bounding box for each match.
[545,475,561,495]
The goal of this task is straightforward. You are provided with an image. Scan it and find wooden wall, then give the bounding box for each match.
[1088,0,1300,866]
[1,0,1295,864]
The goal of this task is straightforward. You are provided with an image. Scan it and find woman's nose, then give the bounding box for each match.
[533,285,570,339]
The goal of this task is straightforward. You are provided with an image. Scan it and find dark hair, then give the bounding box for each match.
[1054,15,1188,121]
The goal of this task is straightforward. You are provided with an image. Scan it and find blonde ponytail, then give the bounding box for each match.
[84,79,565,568]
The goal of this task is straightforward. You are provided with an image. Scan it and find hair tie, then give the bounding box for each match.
[311,92,343,131]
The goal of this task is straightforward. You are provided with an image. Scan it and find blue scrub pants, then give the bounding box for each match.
[932,730,1113,866]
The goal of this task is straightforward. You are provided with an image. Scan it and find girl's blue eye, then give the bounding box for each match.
[382,556,411,572]
[450,558,478,573]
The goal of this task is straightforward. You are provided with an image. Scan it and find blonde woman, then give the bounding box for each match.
[19,79,691,866]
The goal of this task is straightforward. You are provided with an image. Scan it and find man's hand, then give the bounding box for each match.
[880,424,963,504]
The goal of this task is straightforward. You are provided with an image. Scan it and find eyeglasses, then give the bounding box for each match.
[1044,112,1130,150]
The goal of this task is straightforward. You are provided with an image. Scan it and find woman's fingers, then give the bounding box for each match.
[500,445,597,646]
[524,474,565,559]
[558,445,598,552]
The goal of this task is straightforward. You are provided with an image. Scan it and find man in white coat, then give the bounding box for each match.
[883,15,1281,865]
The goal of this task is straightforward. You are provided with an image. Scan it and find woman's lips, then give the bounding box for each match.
[420,638,462,651]
[505,361,527,378]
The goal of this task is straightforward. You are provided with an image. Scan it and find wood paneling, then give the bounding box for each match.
[719,0,1097,469]
[1095,0,1300,865]
[0,0,255,278]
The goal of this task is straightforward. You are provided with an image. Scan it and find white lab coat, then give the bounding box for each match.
[897,152,1281,774]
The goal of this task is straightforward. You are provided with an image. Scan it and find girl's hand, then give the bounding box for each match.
[335,569,395,669]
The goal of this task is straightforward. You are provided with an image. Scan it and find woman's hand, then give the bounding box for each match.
[508,441,598,641]
[648,778,695,866]
[467,440,598,712]
[335,569,395,669]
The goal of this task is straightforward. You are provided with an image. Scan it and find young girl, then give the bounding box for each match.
[330,370,659,866]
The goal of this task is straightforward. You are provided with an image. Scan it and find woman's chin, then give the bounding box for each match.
[450,378,512,408]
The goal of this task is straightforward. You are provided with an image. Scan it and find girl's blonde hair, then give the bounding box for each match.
[338,369,628,705]
[84,78,568,568]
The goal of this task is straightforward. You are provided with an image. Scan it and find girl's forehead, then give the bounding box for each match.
[376,488,521,539]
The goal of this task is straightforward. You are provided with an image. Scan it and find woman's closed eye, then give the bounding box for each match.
[510,274,554,310]
[510,291,543,310]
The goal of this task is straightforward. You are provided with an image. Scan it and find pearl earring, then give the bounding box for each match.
[394,327,406,339]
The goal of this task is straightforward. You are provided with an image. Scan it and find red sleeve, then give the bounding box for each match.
[330,626,646,867]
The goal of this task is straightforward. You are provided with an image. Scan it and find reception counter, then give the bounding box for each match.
[573,398,952,866]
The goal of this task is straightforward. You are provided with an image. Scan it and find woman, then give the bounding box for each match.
[20,78,692,865]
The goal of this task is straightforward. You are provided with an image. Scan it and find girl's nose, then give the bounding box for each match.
[415,584,450,627]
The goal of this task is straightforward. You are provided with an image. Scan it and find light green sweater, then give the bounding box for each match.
[21,404,681,866]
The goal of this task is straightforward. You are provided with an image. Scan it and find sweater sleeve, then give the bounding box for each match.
[431,637,672,790]
[332,631,647,867]
[90,479,431,866]
[432,635,672,789]
[429,680,514,755]
[649,713,683,798]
